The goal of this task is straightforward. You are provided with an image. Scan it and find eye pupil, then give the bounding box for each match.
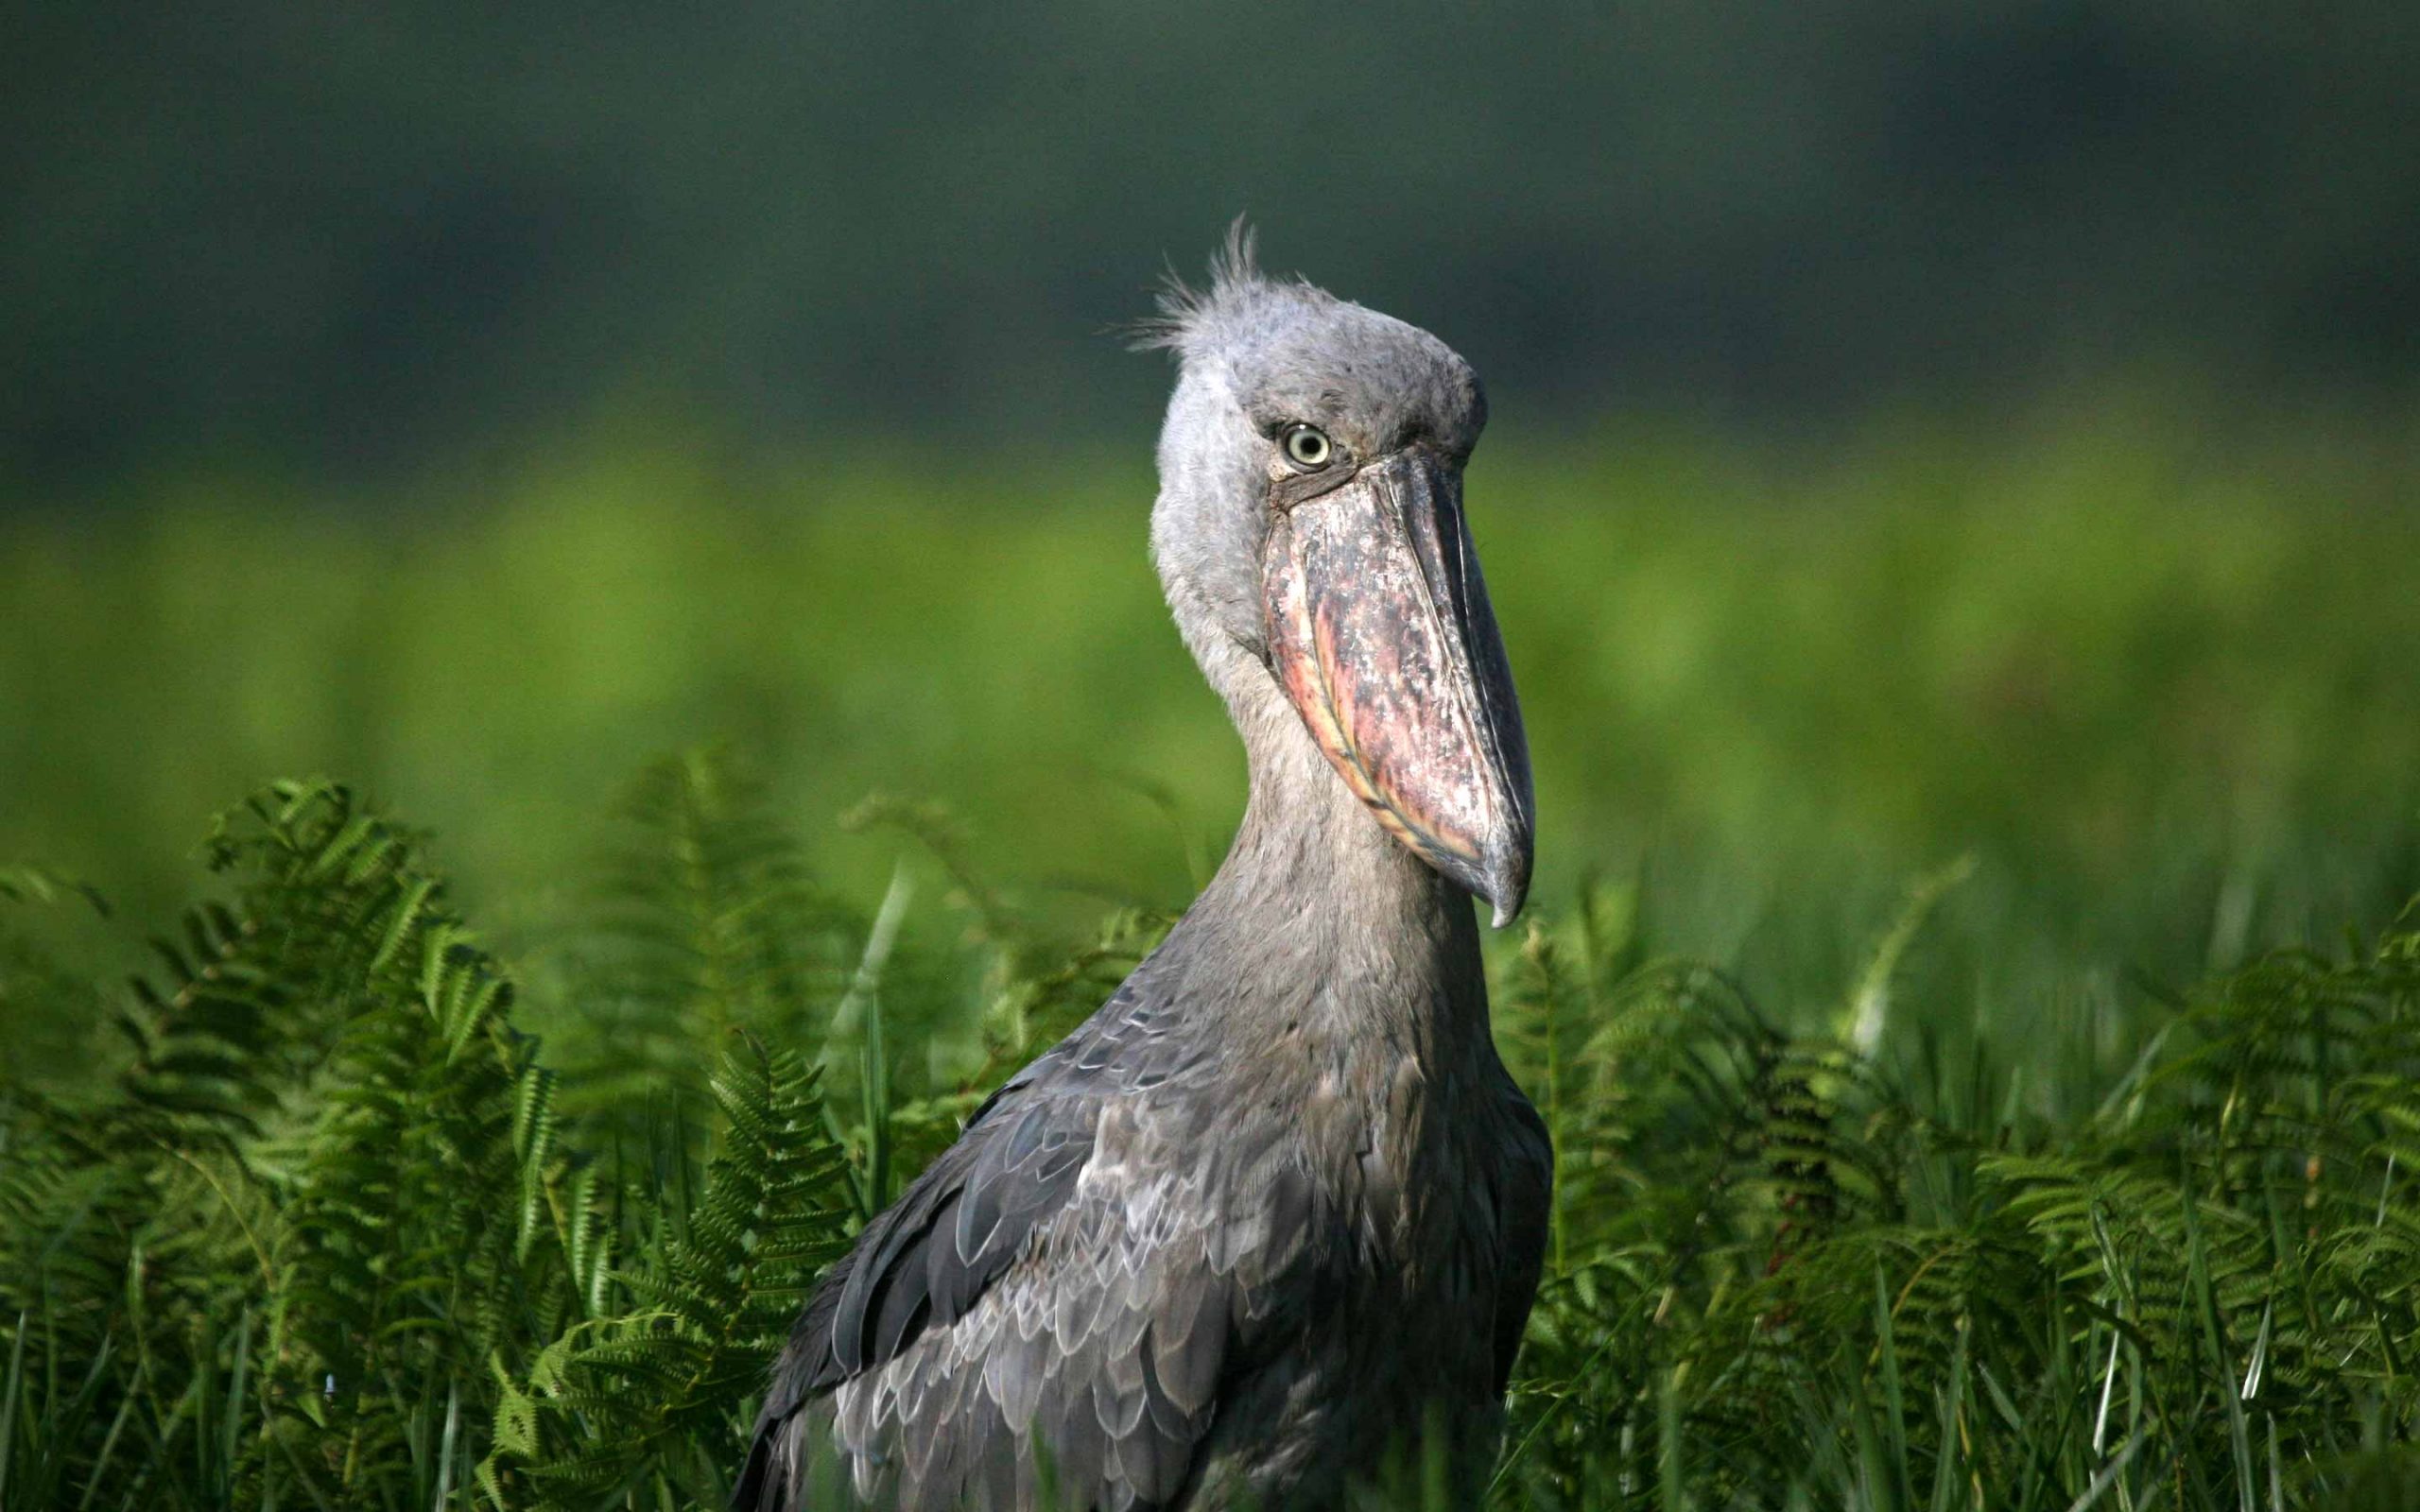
[1286,425,1331,467]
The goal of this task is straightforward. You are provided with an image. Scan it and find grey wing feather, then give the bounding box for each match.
[738,1027,1239,1511]
[737,1064,1086,1504]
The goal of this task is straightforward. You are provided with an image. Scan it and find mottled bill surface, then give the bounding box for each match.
[1263,448,1534,924]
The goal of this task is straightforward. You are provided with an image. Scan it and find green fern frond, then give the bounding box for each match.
[481,1038,850,1509]
[557,746,858,1126]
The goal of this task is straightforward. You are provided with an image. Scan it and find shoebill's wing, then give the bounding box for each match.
[738,1037,1296,1510]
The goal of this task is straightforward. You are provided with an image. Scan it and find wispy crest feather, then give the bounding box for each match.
[1131,218,1320,357]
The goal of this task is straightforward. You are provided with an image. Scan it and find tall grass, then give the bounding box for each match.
[2,419,2417,1505]
[3,759,2416,1508]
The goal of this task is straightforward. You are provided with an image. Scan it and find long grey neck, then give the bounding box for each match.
[1156,662,1492,1065]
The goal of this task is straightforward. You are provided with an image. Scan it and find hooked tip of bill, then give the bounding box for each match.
[1479,837,1531,928]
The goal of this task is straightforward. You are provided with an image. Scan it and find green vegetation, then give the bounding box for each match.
[3,421,2418,1506]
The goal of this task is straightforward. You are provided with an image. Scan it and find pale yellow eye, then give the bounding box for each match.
[1283,424,1332,469]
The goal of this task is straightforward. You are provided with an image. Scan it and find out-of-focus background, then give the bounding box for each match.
[6,0,2418,1025]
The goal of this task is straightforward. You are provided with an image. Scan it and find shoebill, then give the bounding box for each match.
[738,232,1549,1510]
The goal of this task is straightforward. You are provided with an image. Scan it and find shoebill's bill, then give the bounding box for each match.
[738,232,1549,1510]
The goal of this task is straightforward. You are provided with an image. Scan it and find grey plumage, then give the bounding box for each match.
[738,230,1550,1511]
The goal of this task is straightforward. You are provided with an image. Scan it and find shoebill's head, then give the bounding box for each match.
[1140,229,1533,925]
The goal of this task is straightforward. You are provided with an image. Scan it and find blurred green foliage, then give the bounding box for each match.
[5,412,2416,1032]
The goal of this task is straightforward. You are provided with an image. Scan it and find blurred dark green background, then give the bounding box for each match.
[4,2,2418,1052]
[9,1,2420,478]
